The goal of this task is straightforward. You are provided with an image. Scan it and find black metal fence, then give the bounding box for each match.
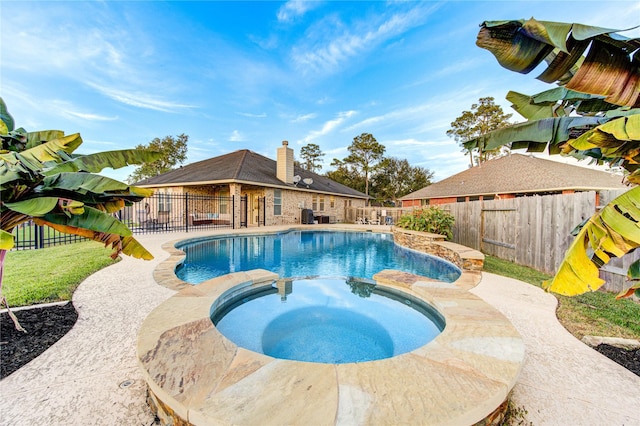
[12,223,87,250]
[119,193,237,234]
[12,193,266,250]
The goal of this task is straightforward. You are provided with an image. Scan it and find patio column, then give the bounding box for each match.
[230,183,242,229]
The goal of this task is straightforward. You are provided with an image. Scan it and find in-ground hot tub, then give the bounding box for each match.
[138,269,524,425]
[212,277,446,364]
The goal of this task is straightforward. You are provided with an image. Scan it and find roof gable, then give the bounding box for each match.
[401,154,628,200]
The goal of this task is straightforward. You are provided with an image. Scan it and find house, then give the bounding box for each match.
[135,141,368,228]
[400,154,628,207]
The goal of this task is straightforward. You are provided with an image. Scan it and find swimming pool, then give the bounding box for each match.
[176,230,461,284]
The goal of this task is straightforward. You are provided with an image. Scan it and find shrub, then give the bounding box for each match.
[396,207,455,240]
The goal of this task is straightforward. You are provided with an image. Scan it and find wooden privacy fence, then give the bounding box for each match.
[442,190,637,293]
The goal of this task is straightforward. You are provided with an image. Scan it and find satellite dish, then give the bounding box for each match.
[302,178,313,188]
[293,175,301,186]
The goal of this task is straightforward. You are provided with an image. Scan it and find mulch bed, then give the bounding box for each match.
[594,343,640,377]
[1,303,639,379]
[1,303,77,379]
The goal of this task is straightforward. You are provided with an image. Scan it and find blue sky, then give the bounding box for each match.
[2,1,638,183]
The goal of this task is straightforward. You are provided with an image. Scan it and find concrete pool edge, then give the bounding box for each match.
[139,226,524,425]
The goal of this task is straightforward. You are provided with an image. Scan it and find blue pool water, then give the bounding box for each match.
[176,230,461,283]
[212,278,445,363]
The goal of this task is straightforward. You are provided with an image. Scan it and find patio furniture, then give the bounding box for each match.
[370,211,381,225]
[157,211,171,230]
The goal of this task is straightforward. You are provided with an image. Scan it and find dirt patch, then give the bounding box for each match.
[1,303,639,379]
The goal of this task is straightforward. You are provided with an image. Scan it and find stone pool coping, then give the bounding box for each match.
[137,226,524,425]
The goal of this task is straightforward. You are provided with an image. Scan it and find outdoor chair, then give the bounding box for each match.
[356,217,367,225]
[370,211,381,225]
[157,211,171,230]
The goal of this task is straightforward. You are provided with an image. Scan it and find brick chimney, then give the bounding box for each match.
[277,140,294,184]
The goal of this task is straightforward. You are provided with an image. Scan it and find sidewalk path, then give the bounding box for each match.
[1,230,639,425]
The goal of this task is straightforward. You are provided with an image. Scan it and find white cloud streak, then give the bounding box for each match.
[277,1,320,23]
[300,110,357,144]
[290,4,436,75]
[87,83,195,112]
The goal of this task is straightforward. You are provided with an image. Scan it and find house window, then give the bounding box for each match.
[158,191,172,212]
[420,199,430,206]
[456,197,466,203]
[220,192,229,214]
[312,195,318,211]
[330,196,335,208]
[274,189,282,215]
[319,195,325,211]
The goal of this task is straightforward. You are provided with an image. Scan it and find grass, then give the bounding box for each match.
[2,242,119,307]
[483,255,640,340]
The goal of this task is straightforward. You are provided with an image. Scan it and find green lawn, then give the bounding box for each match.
[483,255,640,340]
[2,242,119,307]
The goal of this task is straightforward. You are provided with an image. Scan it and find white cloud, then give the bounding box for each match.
[229,130,245,142]
[87,83,195,112]
[62,110,118,122]
[238,112,267,118]
[290,4,435,75]
[292,113,317,123]
[299,110,357,144]
[277,1,320,23]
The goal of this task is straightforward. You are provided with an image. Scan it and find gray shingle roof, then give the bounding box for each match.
[401,154,628,200]
[136,149,368,198]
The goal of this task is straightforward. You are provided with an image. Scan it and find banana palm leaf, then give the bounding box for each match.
[41,172,154,199]
[0,98,14,133]
[477,19,640,107]
[18,133,83,163]
[25,130,65,150]
[45,149,162,175]
[0,230,14,250]
[463,116,607,154]
[33,218,153,260]
[3,197,60,216]
[507,91,556,120]
[544,187,640,296]
[38,205,132,236]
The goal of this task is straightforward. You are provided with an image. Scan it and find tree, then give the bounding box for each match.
[447,97,513,167]
[344,133,385,197]
[0,98,160,330]
[468,18,640,298]
[372,157,434,205]
[127,134,188,183]
[326,158,366,194]
[299,143,324,173]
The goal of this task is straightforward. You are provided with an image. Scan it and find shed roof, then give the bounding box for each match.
[401,154,628,200]
[136,149,368,198]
